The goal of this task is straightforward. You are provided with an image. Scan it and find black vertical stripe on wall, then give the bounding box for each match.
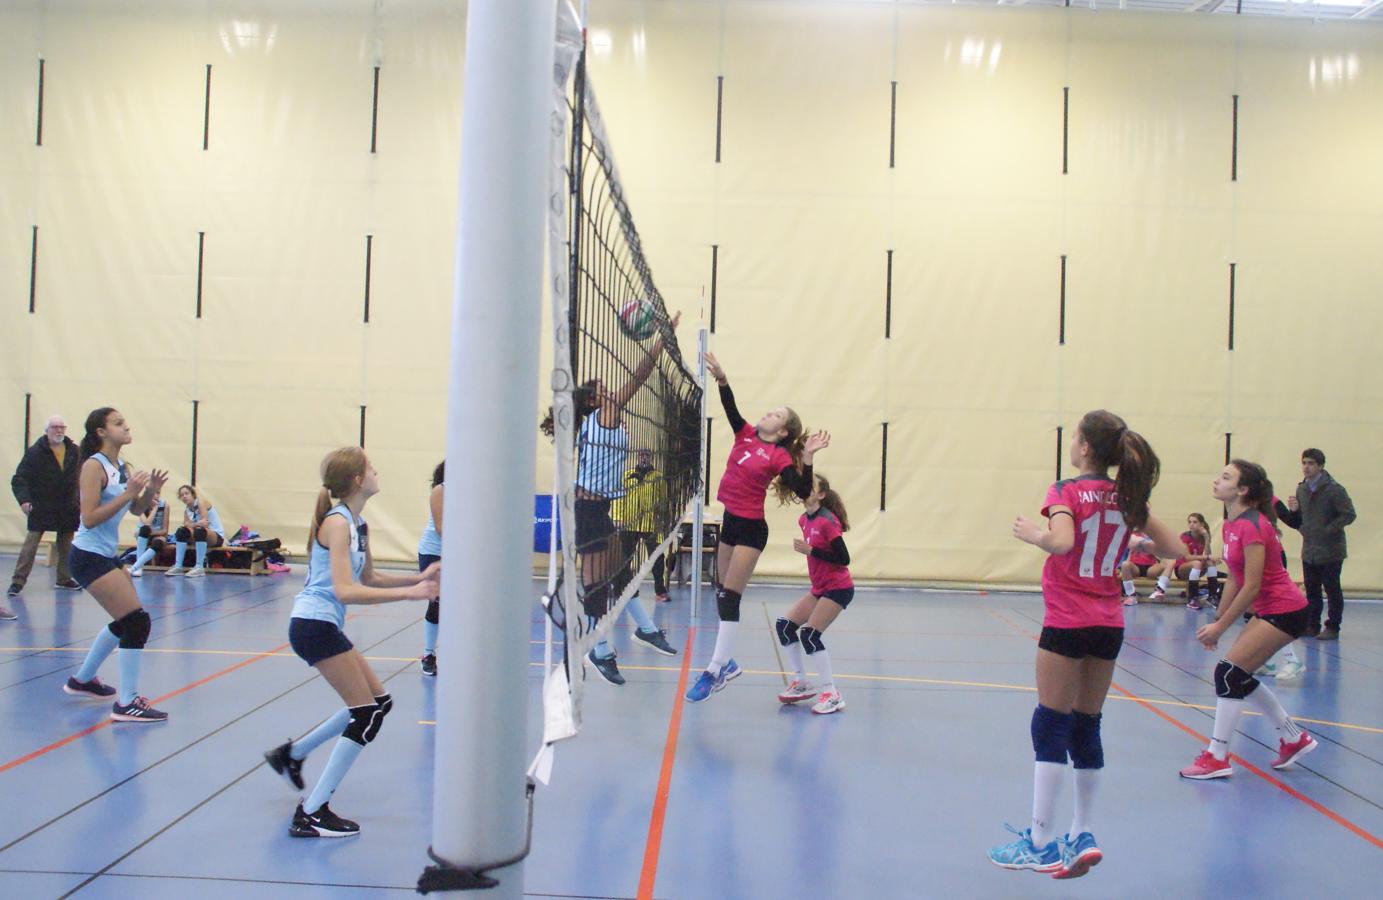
[23,393,32,450]
[202,65,212,150]
[1236,0,1243,12]
[709,244,718,334]
[190,400,200,485]
[1058,255,1067,345]
[363,235,374,323]
[1227,263,1236,351]
[28,226,38,313]
[370,66,381,153]
[1224,433,1232,466]
[35,59,45,146]
[714,76,724,163]
[360,406,367,448]
[880,422,889,512]
[195,232,205,319]
[888,81,897,169]
[1231,95,1239,182]
[1062,87,1069,175]
[884,250,893,339]
[703,418,713,505]
[1056,426,1064,481]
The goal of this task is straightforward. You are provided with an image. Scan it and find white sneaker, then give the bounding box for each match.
[129,567,143,578]
[811,691,846,715]
[164,566,186,577]
[777,679,817,705]
[1255,660,1278,677]
[1276,660,1306,681]
[185,567,207,578]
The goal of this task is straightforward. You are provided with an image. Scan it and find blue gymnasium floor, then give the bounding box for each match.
[0,559,1380,899]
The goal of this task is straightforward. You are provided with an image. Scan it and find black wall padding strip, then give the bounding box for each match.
[1062,87,1070,175]
[190,400,200,485]
[35,59,45,146]
[1058,255,1067,345]
[889,81,897,168]
[360,405,367,448]
[1056,426,1063,481]
[714,76,724,163]
[880,422,889,511]
[202,65,212,150]
[371,66,381,153]
[709,244,718,334]
[1231,94,1239,182]
[23,393,32,450]
[884,250,894,339]
[28,226,38,313]
[364,235,374,323]
[1227,263,1236,351]
[1224,432,1232,466]
[195,232,205,319]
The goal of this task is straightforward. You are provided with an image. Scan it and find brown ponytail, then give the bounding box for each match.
[308,447,367,552]
[1229,459,1278,523]
[79,407,116,461]
[1078,409,1160,530]
[816,474,851,532]
[770,407,808,506]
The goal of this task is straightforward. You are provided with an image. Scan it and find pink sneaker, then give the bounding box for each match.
[1180,750,1232,780]
[1271,732,1317,770]
[1122,596,1139,607]
[1150,588,1166,600]
[777,679,817,705]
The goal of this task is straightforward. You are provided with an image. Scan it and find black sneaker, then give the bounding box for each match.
[420,653,437,677]
[290,802,360,838]
[633,628,677,657]
[110,695,169,722]
[263,740,305,790]
[6,583,19,598]
[55,579,82,591]
[64,675,117,698]
[587,650,625,685]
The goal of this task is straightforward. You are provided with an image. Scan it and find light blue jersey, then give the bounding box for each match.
[72,453,131,558]
[575,414,629,499]
[418,508,441,557]
[290,505,368,629]
[187,500,225,539]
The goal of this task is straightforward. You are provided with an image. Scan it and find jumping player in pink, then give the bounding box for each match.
[685,351,827,703]
[1179,460,1316,780]
[775,474,853,715]
[989,410,1184,880]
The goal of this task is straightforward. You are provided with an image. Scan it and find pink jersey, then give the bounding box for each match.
[1222,510,1305,616]
[799,509,853,594]
[716,423,793,519]
[1176,531,1207,566]
[1127,532,1157,567]
[1039,475,1129,629]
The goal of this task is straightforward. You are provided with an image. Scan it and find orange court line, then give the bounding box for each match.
[636,626,696,900]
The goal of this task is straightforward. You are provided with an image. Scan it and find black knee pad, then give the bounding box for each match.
[175,526,192,542]
[107,619,125,639]
[374,693,393,719]
[138,525,152,538]
[115,608,151,649]
[342,703,385,746]
[193,526,208,543]
[716,588,741,623]
[1070,711,1104,769]
[425,599,440,624]
[1214,659,1259,700]
[580,584,611,619]
[1031,704,1074,764]
[800,626,825,655]
[775,617,800,646]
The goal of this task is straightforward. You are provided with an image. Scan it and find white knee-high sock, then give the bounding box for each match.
[708,621,739,671]
[1031,762,1066,847]
[1070,768,1100,838]
[783,641,806,680]
[1246,685,1303,740]
[1209,698,1246,760]
[809,649,835,693]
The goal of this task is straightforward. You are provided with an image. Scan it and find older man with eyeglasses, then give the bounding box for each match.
[6,416,83,616]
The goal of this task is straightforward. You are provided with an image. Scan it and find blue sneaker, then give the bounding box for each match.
[686,668,718,703]
[987,824,1062,872]
[713,658,742,692]
[1054,831,1102,879]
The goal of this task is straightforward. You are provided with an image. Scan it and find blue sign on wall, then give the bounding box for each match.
[534,494,561,553]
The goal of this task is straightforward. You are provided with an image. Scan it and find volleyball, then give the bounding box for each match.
[618,298,659,341]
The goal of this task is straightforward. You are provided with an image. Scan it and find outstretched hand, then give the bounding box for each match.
[702,351,726,384]
[802,430,831,458]
[126,470,151,496]
[147,469,169,495]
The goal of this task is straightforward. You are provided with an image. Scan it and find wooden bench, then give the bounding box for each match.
[125,543,288,576]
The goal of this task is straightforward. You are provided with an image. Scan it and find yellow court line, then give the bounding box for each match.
[6,647,1378,737]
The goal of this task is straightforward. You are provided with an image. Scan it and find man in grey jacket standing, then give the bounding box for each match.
[1276,448,1356,641]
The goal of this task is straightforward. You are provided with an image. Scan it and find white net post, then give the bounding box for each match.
[423,0,556,894]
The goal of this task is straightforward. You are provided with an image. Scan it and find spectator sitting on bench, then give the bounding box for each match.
[128,496,170,577]
[166,485,225,578]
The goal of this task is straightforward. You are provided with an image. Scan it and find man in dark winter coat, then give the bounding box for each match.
[7,415,83,605]
[1276,448,1356,641]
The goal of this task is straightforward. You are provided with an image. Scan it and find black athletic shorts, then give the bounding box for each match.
[574,498,616,551]
[1039,625,1124,661]
[720,512,769,552]
[1129,563,1153,578]
[69,546,122,588]
[1260,607,1309,640]
[813,587,855,609]
[417,552,439,573]
[289,617,354,666]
